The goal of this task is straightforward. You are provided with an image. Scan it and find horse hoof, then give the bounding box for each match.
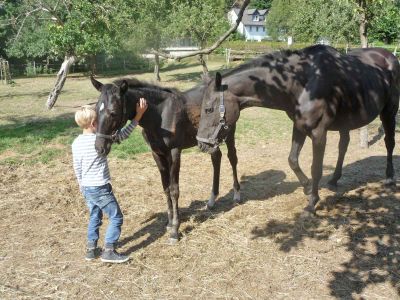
[327,181,338,192]
[300,208,315,219]
[384,178,396,186]
[168,237,179,245]
[206,201,215,210]
[233,190,241,203]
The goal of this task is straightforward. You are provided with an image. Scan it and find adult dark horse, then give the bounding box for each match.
[196,45,400,213]
[90,77,241,243]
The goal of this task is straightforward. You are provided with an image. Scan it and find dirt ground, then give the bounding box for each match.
[1,110,400,299]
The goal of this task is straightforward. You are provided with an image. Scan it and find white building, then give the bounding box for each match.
[228,8,269,41]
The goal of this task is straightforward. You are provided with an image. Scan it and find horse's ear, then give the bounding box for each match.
[215,72,222,90]
[90,76,103,91]
[120,80,128,95]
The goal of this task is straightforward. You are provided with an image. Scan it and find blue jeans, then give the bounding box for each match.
[82,183,123,247]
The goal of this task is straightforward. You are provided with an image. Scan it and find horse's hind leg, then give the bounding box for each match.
[226,126,241,203]
[327,130,350,188]
[207,149,222,209]
[288,125,312,195]
[306,128,327,213]
[380,104,398,185]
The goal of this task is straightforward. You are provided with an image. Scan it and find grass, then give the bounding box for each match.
[2,54,386,165]
[1,56,276,165]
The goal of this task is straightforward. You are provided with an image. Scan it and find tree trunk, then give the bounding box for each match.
[198,54,209,75]
[154,54,161,82]
[46,55,77,110]
[358,0,369,148]
[358,1,368,48]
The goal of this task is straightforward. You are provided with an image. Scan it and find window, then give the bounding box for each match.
[252,14,259,21]
[256,26,259,32]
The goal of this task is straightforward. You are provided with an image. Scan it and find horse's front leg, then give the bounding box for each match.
[151,152,172,229]
[225,126,241,203]
[288,125,312,195]
[168,148,182,244]
[327,130,350,188]
[207,148,222,209]
[306,129,327,213]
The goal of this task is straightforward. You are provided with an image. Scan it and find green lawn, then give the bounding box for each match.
[1,54,388,165]
[0,56,292,165]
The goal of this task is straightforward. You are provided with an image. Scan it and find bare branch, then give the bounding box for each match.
[150,0,250,61]
[62,0,71,13]
[10,1,65,45]
[39,2,64,25]
[12,8,42,42]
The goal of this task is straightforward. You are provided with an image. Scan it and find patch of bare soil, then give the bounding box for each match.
[1,129,400,299]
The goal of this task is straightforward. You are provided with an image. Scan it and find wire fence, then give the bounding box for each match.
[8,57,153,78]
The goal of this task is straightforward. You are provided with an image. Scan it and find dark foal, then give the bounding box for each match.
[91,77,240,243]
[197,45,400,213]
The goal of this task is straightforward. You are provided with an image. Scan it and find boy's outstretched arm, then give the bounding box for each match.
[114,98,148,142]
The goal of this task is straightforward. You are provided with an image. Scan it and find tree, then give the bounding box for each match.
[4,0,132,109]
[345,0,391,147]
[266,0,357,43]
[151,0,250,62]
[125,0,173,81]
[250,0,273,9]
[166,0,230,74]
[265,0,295,40]
[369,1,400,44]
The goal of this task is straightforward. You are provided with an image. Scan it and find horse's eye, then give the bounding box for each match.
[205,107,214,114]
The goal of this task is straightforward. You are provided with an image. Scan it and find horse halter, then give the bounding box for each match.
[95,91,128,143]
[196,87,229,147]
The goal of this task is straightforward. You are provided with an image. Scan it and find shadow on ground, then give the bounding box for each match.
[119,168,300,255]
[0,113,77,141]
[250,155,400,299]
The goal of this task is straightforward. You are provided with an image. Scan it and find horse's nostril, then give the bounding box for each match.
[198,142,209,153]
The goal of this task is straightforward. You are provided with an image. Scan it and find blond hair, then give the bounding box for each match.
[75,105,97,129]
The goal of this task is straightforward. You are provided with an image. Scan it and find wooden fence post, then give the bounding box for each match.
[0,58,12,84]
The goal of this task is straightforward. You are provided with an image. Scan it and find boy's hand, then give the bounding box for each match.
[134,98,148,122]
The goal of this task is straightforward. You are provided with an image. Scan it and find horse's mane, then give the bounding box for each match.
[113,77,185,103]
[113,78,179,94]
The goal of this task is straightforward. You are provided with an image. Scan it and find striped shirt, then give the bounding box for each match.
[72,120,138,187]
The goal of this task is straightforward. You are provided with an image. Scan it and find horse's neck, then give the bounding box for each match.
[225,65,300,112]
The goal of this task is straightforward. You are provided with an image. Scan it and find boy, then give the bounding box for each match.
[72,98,148,263]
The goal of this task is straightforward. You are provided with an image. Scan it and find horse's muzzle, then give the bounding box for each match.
[95,138,112,157]
[197,141,219,154]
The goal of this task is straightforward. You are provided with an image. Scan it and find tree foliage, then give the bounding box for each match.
[250,0,273,9]
[266,0,393,44]
[166,0,230,48]
[369,0,400,44]
[4,0,131,60]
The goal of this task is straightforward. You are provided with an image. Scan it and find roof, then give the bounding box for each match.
[232,8,268,26]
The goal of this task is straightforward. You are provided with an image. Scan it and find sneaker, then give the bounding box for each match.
[85,247,101,261]
[101,249,130,263]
